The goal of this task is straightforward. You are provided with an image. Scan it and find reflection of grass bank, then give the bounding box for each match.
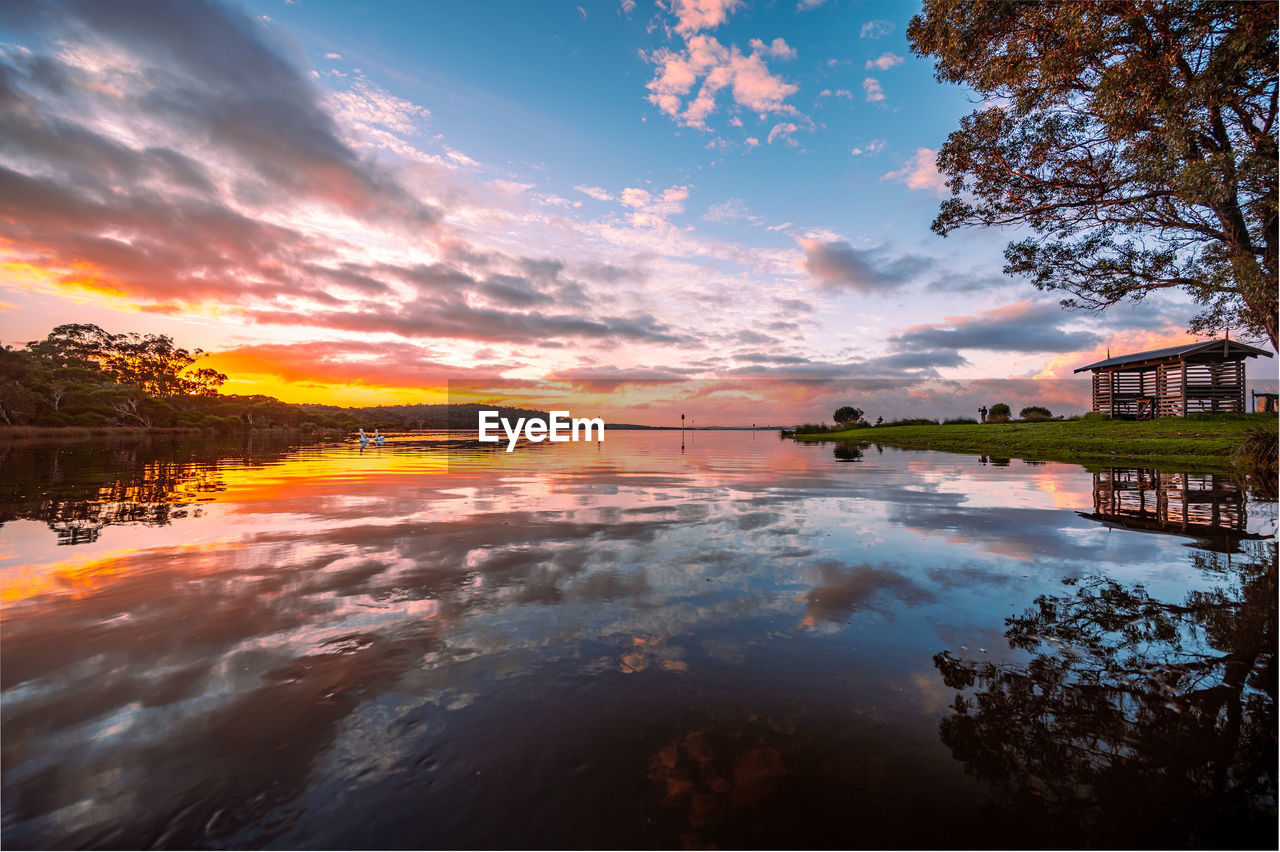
[793,414,1278,472]
[0,424,341,443]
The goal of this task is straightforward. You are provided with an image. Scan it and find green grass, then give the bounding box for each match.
[791,413,1277,470]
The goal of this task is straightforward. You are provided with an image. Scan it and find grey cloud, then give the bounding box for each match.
[7,0,436,226]
[926,271,1014,293]
[571,260,650,284]
[479,274,557,307]
[733,352,814,365]
[764,320,802,333]
[546,366,690,390]
[0,61,216,196]
[872,350,969,370]
[247,299,685,346]
[889,303,1100,353]
[517,257,565,283]
[0,1,692,349]
[301,263,393,296]
[801,238,934,294]
[773,298,813,313]
[722,350,959,381]
[735,330,778,345]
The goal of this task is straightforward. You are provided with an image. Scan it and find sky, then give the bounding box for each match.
[1,0,1271,424]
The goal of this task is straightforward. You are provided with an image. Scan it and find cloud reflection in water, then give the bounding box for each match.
[1,433,1273,847]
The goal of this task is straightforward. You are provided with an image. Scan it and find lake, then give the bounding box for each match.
[2,431,1275,849]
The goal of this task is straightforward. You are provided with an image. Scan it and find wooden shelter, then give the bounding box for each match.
[1074,338,1273,418]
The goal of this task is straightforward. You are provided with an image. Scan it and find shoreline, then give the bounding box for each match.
[790,414,1278,473]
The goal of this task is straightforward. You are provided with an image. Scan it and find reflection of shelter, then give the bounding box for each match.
[1080,468,1267,547]
[1074,339,1272,418]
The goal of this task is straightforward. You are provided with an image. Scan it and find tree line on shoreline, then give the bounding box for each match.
[794,403,1061,435]
[0,324,544,432]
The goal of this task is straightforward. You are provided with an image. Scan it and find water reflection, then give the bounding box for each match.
[1082,467,1266,551]
[832,444,862,462]
[1,434,1275,848]
[933,540,1276,848]
[0,436,301,545]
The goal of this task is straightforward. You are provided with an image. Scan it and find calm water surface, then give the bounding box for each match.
[2,431,1276,848]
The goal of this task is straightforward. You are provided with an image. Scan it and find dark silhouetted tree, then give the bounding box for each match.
[833,406,864,426]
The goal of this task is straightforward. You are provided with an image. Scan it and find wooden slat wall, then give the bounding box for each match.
[1088,356,1248,417]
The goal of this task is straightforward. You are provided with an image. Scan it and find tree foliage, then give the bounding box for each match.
[26,323,228,398]
[908,1,1279,347]
[833,405,864,425]
[2,324,247,428]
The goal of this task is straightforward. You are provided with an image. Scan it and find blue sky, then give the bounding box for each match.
[267,0,969,246]
[0,0,1243,419]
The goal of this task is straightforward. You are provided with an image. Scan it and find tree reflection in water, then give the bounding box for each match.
[831,444,863,462]
[0,437,297,544]
[934,541,1276,847]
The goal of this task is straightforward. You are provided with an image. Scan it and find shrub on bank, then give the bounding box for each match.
[1235,424,1279,500]
[942,417,978,425]
[794,423,844,435]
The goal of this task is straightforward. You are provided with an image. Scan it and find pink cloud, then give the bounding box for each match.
[767,122,799,146]
[748,37,796,60]
[619,185,690,227]
[667,0,744,34]
[645,35,798,129]
[865,52,903,71]
[862,77,885,102]
[730,48,799,112]
[574,185,614,201]
[330,80,428,138]
[859,20,893,39]
[882,148,948,195]
[1035,327,1198,380]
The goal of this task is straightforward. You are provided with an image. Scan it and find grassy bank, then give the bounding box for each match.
[791,414,1277,471]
